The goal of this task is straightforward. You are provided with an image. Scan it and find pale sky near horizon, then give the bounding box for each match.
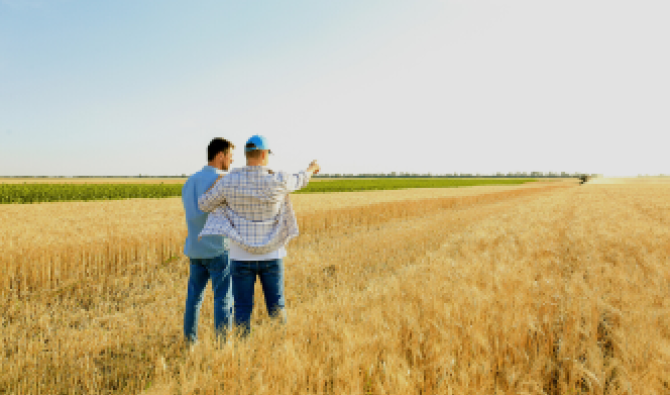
[1,0,668,177]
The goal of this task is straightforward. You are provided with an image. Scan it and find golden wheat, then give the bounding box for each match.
[0,181,569,297]
[2,180,669,394]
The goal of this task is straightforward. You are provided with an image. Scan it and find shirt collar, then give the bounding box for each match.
[240,166,270,172]
[203,165,226,175]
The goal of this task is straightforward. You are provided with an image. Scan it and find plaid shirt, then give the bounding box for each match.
[197,166,311,255]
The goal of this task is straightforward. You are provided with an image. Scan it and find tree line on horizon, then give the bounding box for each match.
[314,171,603,178]
[1,171,610,179]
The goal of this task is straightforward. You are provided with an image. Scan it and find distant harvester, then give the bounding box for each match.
[579,175,592,185]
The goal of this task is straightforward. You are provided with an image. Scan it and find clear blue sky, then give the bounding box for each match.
[1,0,668,177]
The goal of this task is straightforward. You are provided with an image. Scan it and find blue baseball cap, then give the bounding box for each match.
[244,135,272,154]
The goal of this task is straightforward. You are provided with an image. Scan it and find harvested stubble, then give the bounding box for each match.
[2,181,670,394]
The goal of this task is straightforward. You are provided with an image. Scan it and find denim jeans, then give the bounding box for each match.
[232,259,286,336]
[184,253,233,344]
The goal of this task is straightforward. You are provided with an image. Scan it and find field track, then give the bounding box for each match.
[2,179,669,394]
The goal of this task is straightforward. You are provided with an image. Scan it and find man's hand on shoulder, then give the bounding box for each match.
[199,174,227,212]
[205,174,224,193]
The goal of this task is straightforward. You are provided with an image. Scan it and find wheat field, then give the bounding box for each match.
[0,181,566,297]
[2,179,670,394]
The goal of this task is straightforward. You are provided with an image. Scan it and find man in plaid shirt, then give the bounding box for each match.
[198,135,320,336]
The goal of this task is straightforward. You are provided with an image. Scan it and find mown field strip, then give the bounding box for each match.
[292,180,575,214]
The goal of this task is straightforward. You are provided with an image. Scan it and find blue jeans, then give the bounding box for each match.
[232,259,286,336]
[184,253,233,344]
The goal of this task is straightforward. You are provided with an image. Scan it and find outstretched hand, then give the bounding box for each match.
[307,160,320,176]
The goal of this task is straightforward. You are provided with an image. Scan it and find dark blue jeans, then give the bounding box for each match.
[232,259,286,336]
[184,253,233,344]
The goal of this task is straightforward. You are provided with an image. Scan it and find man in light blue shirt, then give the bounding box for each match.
[182,137,235,345]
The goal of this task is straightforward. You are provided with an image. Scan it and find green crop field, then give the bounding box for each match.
[296,178,537,193]
[0,183,183,204]
[0,178,538,204]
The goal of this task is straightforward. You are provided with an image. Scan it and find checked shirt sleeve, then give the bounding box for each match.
[198,178,227,213]
[279,170,311,193]
[198,167,306,254]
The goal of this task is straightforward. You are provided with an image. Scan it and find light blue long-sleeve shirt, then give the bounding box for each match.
[182,165,228,258]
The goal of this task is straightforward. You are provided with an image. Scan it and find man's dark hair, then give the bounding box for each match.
[208,138,234,161]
